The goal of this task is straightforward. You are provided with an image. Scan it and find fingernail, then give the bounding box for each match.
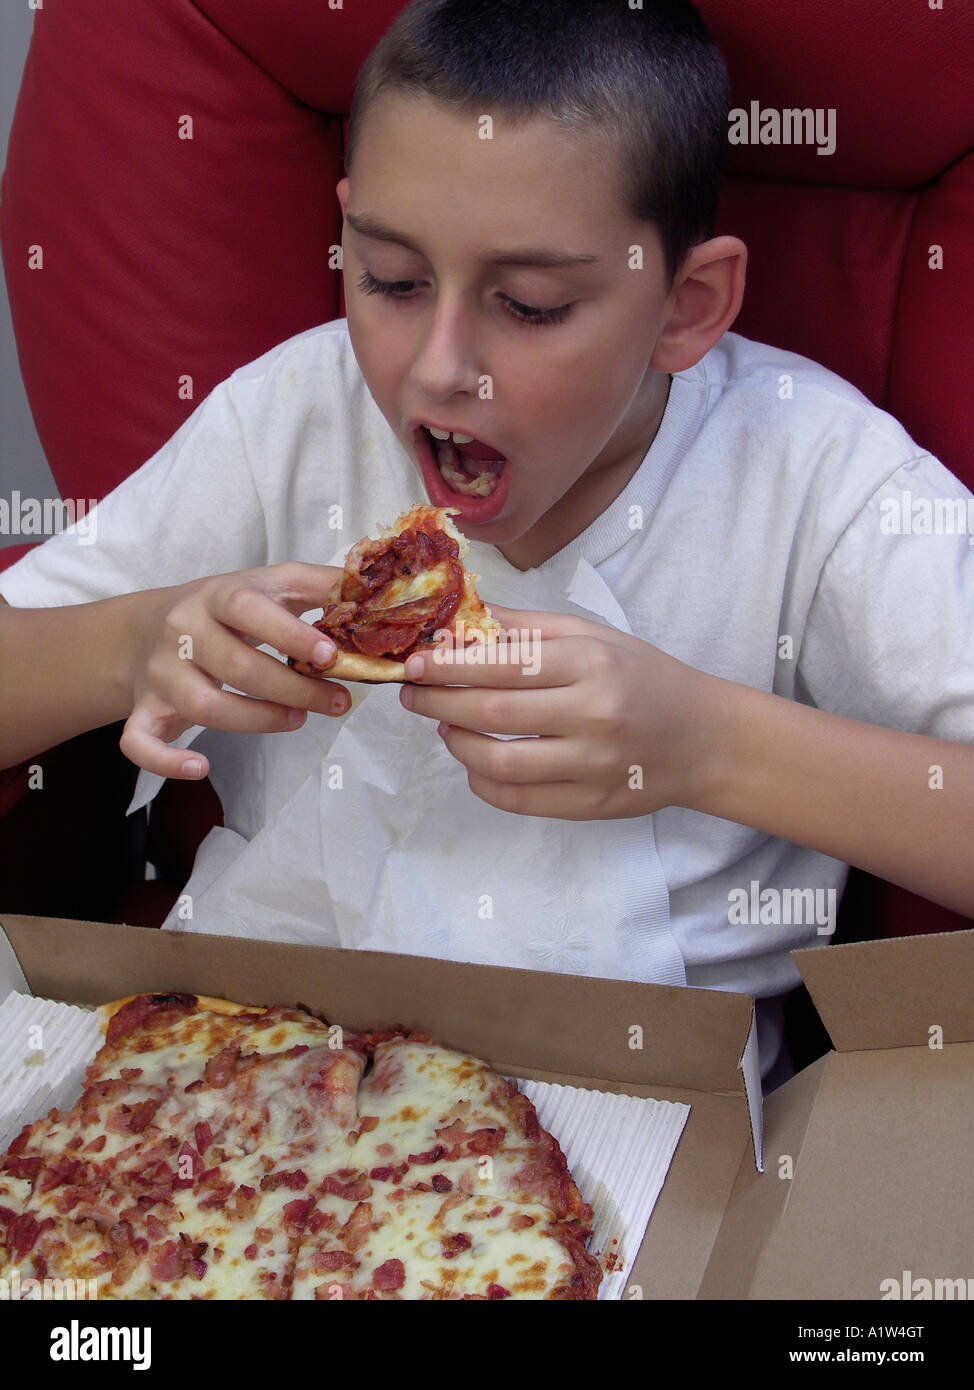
[400,684,413,710]
[182,757,204,778]
[287,708,306,729]
[404,654,424,679]
[312,640,335,666]
[331,693,349,715]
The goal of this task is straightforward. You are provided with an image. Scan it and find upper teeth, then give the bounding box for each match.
[428,427,474,444]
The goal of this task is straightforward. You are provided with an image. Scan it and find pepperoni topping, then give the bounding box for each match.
[311,526,465,659]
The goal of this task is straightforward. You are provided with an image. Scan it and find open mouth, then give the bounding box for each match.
[423,426,507,498]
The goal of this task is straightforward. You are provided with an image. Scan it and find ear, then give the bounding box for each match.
[336,177,349,215]
[650,236,748,373]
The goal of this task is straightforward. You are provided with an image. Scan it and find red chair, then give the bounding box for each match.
[2,0,972,944]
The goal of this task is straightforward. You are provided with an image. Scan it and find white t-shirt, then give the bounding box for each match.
[4,320,973,1082]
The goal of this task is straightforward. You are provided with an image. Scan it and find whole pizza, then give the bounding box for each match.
[0,993,602,1300]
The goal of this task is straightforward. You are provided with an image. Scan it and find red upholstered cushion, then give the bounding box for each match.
[2,0,345,506]
[698,0,974,486]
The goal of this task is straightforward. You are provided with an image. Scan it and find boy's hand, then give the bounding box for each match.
[399,605,720,820]
[119,564,351,780]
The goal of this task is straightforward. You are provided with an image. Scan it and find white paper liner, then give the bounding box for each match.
[0,993,104,1152]
[0,995,690,1299]
[518,1078,690,1299]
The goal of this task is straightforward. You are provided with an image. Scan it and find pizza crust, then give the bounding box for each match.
[96,992,265,1033]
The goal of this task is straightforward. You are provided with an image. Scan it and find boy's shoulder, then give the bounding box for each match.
[694,330,917,450]
[228,317,357,389]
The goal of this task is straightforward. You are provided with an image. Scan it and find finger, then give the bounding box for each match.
[186,617,352,718]
[207,578,342,672]
[257,561,346,611]
[163,664,342,738]
[485,604,631,647]
[403,632,593,688]
[465,770,587,820]
[403,681,570,735]
[439,724,577,783]
[119,700,212,781]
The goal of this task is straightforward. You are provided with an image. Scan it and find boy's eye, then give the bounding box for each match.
[500,295,572,328]
[358,270,417,298]
[356,270,572,328]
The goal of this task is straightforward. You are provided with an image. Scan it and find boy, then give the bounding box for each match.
[1,0,972,1090]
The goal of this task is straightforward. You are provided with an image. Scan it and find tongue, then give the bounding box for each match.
[455,436,506,461]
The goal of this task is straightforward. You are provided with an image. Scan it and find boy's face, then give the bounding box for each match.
[338,92,675,565]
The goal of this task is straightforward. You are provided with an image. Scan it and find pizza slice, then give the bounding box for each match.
[288,504,500,682]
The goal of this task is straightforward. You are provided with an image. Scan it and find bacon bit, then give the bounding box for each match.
[191,1260,207,1280]
[120,1067,144,1080]
[466,1128,504,1155]
[197,1181,235,1210]
[82,1134,107,1154]
[128,1099,163,1133]
[39,1157,85,1192]
[146,1214,167,1241]
[408,1145,446,1165]
[321,1172,373,1201]
[358,1116,380,1133]
[244,1244,258,1261]
[312,1249,355,1274]
[487,1283,511,1299]
[282,1198,314,1231]
[194,1122,213,1154]
[342,1201,374,1253]
[133,1237,149,1255]
[254,1226,273,1244]
[3,1155,41,1181]
[183,1080,203,1093]
[308,1209,336,1235]
[489,1205,503,1217]
[6,1212,53,1256]
[66,1135,84,1151]
[373,1258,405,1291]
[433,1121,469,1147]
[431,1174,453,1193]
[203,1043,241,1089]
[6,1126,32,1156]
[259,1169,308,1192]
[509,1213,535,1231]
[368,1164,407,1183]
[441,1232,472,1259]
[148,1240,183,1281]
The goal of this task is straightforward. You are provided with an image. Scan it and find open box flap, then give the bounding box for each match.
[793,927,974,1052]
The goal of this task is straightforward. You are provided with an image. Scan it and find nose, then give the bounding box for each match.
[409,292,481,403]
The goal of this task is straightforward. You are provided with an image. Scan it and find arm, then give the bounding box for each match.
[691,676,974,918]
[0,567,348,777]
[0,589,156,769]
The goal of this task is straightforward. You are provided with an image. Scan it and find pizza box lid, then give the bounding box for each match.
[0,913,971,1300]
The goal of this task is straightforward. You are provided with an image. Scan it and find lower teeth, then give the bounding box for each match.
[433,438,500,498]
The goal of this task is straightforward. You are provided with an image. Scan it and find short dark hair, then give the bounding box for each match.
[345,0,730,282]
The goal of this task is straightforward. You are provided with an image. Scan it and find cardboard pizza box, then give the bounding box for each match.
[0,913,971,1301]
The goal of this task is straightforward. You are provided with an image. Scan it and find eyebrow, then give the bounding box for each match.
[345,211,600,268]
